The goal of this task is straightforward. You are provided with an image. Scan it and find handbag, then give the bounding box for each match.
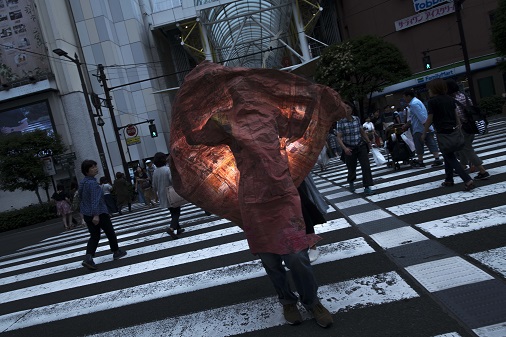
[455,99,488,135]
[436,128,465,154]
[166,185,189,208]
[141,180,151,190]
[371,147,387,166]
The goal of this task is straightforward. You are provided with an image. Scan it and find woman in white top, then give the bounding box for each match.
[99,176,118,215]
[151,152,183,239]
[362,116,375,143]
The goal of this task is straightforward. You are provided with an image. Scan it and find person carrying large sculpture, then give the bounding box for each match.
[169,61,346,328]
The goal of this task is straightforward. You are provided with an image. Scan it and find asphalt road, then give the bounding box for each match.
[0,117,505,337]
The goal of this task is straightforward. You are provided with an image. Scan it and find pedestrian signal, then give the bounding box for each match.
[149,124,158,138]
[423,55,432,70]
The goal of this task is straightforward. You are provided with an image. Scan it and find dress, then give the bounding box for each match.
[52,191,71,216]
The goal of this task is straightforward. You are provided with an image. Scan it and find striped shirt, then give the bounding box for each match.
[79,176,109,216]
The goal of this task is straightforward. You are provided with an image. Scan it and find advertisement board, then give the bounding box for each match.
[0,0,50,84]
[0,100,54,136]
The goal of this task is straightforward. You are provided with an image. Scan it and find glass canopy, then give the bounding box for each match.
[198,0,296,68]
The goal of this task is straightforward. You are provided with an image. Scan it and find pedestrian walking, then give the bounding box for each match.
[134,167,156,208]
[446,79,490,181]
[151,152,183,239]
[336,101,375,195]
[51,183,73,230]
[79,160,127,270]
[402,90,444,168]
[422,79,475,191]
[112,172,132,215]
[99,176,118,215]
[70,182,85,227]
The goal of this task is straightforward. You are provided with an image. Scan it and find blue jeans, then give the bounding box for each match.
[257,249,319,309]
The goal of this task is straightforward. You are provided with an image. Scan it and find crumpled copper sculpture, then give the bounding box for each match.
[169,61,346,254]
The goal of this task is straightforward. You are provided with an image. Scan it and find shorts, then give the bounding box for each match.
[413,131,439,155]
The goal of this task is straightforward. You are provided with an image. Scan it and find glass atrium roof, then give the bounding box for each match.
[198,0,294,68]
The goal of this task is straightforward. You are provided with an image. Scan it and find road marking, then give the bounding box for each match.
[0,238,375,331]
[82,272,417,337]
[416,205,506,238]
[0,219,351,303]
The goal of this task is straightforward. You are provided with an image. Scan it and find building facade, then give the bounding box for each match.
[0,0,340,211]
[0,0,502,211]
[335,0,502,110]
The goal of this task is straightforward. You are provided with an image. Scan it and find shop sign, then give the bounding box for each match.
[395,3,455,31]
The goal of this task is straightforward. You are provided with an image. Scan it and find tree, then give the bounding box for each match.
[315,35,411,119]
[0,130,67,204]
[492,0,506,70]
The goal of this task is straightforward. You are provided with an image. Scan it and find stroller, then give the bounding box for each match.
[384,123,414,170]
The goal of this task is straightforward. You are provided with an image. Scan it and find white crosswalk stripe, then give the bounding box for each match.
[1,118,505,337]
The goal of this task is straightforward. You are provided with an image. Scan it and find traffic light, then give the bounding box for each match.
[149,124,158,138]
[423,55,432,70]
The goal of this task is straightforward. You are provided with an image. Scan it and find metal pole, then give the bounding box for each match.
[73,54,112,182]
[455,1,477,103]
[98,64,130,178]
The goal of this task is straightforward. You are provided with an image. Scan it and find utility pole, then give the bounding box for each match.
[455,0,477,103]
[97,64,130,178]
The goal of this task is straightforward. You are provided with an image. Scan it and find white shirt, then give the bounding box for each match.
[363,121,375,132]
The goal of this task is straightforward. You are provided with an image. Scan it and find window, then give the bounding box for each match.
[477,76,496,98]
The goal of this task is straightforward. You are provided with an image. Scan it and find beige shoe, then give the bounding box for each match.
[283,303,302,325]
[310,302,333,328]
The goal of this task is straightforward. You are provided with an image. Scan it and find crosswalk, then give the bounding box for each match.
[1,118,505,337]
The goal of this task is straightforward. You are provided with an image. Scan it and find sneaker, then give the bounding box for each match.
[475,172,490,180]
[113,249,127,260]
[431,159,444,167]
[176,228,185,235]
[309,302,333,328]
[411,160,425,168]
[364,187,375,196]
[82,254,97,270]
[283,303,302,325]
[308,247,320,263]
[349,181,355,192]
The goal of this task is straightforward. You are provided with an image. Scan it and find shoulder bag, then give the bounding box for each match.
[454,98,488,135]
[166,185,189,208]
[436,128,465,155]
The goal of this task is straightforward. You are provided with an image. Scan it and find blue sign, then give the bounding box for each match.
[413,0,451,12]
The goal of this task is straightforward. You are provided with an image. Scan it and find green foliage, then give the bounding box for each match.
[492,0,506,70]
[0,202,57,232]
[315,35,411,113]
[0,130,67,201]
[479,95,505,115]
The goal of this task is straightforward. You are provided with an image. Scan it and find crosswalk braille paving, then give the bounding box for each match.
[1,118,505,337]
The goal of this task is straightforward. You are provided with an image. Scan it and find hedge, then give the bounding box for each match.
[0,202,58,232]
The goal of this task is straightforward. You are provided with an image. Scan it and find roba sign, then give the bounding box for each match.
[413,0,451,12]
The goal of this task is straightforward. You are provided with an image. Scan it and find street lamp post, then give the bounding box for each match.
[52,48,111,182]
